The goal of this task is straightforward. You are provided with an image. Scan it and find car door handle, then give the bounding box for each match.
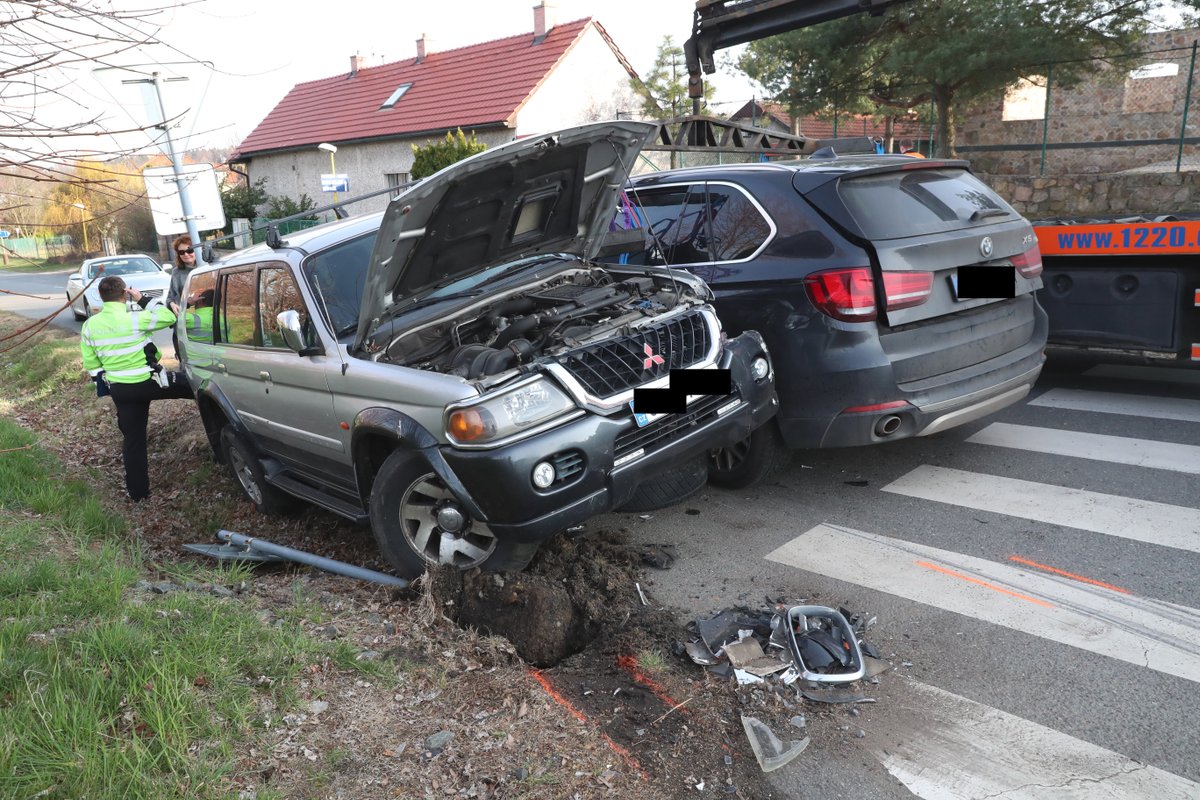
[259,371,272,381]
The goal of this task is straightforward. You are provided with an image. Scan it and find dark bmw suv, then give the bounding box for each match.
[609,154,1048,486]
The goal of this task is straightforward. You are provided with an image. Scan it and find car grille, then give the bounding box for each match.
[550,449,585,486]
[559,310,712,399]
[614,390,738,461]
[141,289,164,299]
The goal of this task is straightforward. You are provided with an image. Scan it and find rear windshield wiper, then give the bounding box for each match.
[970,208,1009,222]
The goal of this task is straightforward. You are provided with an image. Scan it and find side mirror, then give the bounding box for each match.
[277,310,323,356]
[161,263,174,272]
[68,273,81,282]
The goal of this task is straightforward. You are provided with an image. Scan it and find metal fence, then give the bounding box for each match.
[2,235,76,261]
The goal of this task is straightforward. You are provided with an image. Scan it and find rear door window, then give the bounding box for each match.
[183,271,217,344]
[218,269,257,346]
[837,168,1017,240]
[623,183,772,266]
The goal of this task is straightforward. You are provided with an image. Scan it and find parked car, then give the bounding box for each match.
[607,155,1048,487]
[178,121,776,578]
[66,254,171,321]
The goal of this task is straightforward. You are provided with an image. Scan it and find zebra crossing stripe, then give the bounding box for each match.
[1081,364,1200,384]
[871,678,1200,799]
[764,524,1200,684]
[967,423,1200,475]
[881,465,1200,554]
[1029,387,1200,423]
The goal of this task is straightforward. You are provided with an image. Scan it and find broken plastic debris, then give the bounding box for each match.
[799,687,874,704]
[740,715,809,772]
[686,640,719,666]
[785,605,865,684]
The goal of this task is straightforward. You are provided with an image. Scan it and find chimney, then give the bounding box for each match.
[416,33,433,63]
[533,2,556,41]
[349,52,363,76]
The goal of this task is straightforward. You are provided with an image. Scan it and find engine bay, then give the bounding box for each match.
[376,267,703,379]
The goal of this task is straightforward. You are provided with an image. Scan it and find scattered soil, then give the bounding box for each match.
[4,320,884,798]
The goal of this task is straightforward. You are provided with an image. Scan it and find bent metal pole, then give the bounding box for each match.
[216,530,409,588]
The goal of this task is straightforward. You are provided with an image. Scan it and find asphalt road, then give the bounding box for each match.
[607,358,1200,798]
[0,266,175,358]
[4,266,1198,797]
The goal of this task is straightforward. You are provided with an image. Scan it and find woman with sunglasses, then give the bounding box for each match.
[166,235,197,315]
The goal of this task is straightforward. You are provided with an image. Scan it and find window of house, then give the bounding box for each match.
[379,83,412,110]
[1002,77,1047,121]
[386,172,410,198]
[1124,62,1179,114]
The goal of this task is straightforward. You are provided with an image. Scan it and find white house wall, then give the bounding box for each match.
[515,25,633,136]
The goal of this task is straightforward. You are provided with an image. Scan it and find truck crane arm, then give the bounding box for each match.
[685,0,911,103]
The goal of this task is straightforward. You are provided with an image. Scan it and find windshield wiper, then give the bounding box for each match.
[970,208,1009,222]
[396,289,484,313]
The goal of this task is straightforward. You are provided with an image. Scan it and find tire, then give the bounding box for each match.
[69,294,86,322]
[368,451,539,579]
[708,418,786,489]
[618,453,708,512]
[220,426,288,516]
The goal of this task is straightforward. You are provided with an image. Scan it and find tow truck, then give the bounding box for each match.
[1034,216,1200,367]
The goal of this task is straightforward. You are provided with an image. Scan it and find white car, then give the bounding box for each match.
[66,254,173,321]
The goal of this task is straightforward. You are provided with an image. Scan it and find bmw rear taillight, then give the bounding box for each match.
[1011,242,1043,278]
[881,271,934,311]
[804,267,934,322]
[803,268,877,322]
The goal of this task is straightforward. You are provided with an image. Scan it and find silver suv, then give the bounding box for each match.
[178,122,776,578]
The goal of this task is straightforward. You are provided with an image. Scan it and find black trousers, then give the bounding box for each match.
[108,373,194,500]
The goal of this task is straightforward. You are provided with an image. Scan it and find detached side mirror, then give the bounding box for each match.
[277,310,322,356]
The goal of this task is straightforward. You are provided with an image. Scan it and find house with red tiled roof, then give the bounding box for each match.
[729,100,931,152]
[229,3,640,214]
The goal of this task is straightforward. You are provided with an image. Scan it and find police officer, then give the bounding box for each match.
[81,275,194,502]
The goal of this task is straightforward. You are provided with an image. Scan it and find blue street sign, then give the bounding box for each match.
[320,174,350,193]
[0,230,10,238]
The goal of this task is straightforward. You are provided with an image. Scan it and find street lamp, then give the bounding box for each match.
[317,142,339,203]
[72,202,89,253]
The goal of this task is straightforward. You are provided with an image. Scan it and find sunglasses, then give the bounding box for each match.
[177,247,195,255]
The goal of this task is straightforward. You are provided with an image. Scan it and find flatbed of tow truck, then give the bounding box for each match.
[1034,216,1200,366]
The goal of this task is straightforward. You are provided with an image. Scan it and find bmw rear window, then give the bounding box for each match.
[837,168,1017,240]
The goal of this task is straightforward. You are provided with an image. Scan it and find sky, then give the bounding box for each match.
[77,0,760,154]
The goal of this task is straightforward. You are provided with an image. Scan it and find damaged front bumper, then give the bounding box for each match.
[438,330,777,542]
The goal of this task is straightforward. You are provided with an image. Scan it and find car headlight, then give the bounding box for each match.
[446,378,575,445]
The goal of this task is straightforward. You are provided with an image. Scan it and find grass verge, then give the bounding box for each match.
[0,314,361,799]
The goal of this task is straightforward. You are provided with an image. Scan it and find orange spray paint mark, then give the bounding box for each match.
[527,669,646,778]
[1009,555,1132,594]
[916,561,1055,608]
[615,654,688,714]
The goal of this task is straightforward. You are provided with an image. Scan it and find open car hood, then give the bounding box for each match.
[353,120,655,352]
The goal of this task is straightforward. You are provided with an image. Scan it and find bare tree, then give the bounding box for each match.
[0,0,194,190]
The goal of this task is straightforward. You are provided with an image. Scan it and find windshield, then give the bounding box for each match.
[302,231,377,337]
[88,257,160,279]
[837,168,1016,240]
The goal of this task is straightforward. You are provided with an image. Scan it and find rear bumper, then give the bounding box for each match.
[438,331,777,542]
[776,297,1048,448]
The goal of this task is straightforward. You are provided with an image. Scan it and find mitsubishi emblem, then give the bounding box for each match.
[979,236,994,259]
[642,343,665,370]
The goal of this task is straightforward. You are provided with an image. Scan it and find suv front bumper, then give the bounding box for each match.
[436,331,776,543]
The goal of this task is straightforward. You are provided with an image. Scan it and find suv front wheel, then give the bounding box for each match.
[369,451,538,579]
[708,419,786,489]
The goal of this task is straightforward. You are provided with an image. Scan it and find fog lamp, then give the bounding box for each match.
[751,357,770,381]
[532,461,556,489]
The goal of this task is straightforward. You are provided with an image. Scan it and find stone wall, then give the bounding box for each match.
[979,170,1200,220]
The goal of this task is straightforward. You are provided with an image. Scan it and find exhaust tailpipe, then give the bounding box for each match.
[874,415,902,437]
